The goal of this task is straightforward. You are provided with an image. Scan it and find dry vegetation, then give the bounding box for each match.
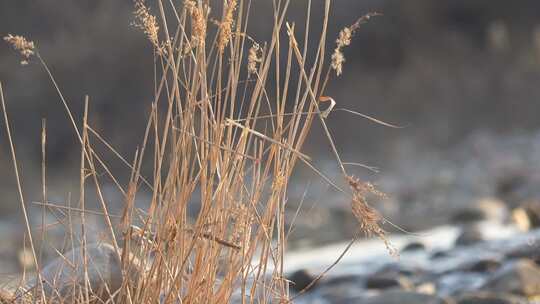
[1,0,388,303]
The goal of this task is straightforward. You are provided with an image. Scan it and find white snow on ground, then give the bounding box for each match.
[284,222,519,273]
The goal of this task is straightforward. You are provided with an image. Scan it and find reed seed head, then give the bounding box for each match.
[133,1,161,53]
[3,34,35,65]
[347,175,397,257]
[331,51,345,76]
[218,0,237,53]
[331,13,380,76]
[186,0,207,47]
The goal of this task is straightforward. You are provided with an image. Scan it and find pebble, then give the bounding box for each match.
[365,275,413,290]
[289,269,317,292]
[459,258,502,273]
[455,225,484,246]
[401,241,426,252]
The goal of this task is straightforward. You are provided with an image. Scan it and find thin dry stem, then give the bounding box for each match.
[0,82,46,302]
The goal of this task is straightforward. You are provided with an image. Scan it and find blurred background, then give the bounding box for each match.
[1,0,540,268]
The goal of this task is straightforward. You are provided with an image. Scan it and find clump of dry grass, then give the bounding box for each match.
[1,2,391,303]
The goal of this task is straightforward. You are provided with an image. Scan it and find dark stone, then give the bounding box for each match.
[365,276,412,290]
[289,269,317,293]
[496,173,526,199]
[431,250,451,260]
[451,198,508,225]
[372,262,426,280]
[534,255,540,267]
[455,225,484,246]
[324,274,363,287]
[482,259,540,296]
[456,292,527,304]
[363,290,451,304]
[365,265,414,290]
[461,258,502,273]
[401,241,426,252]
[450,208,486,224]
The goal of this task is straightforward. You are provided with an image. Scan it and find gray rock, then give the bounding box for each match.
[318,284,366,304]
[431,250,452,260]
[496,172,527,204]
[450,209,487,225]
[505,233,540,260]
[455,292,527,304]
[455,225,484,246]
[363,290,451,304]
[19,243,125,302]
[365,275,413,291]
[323,274,363,287]
[482,258,540,296]
[401,241,426,252]
[459,258,502,273]
[450,198,508,225]
[437,272,487,296]
[373,262,426,278]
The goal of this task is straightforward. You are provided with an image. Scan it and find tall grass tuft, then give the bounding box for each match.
[1,1,388,303]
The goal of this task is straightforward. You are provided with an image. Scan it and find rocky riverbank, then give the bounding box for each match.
[290,222,540,304]
[2,219,540,303]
